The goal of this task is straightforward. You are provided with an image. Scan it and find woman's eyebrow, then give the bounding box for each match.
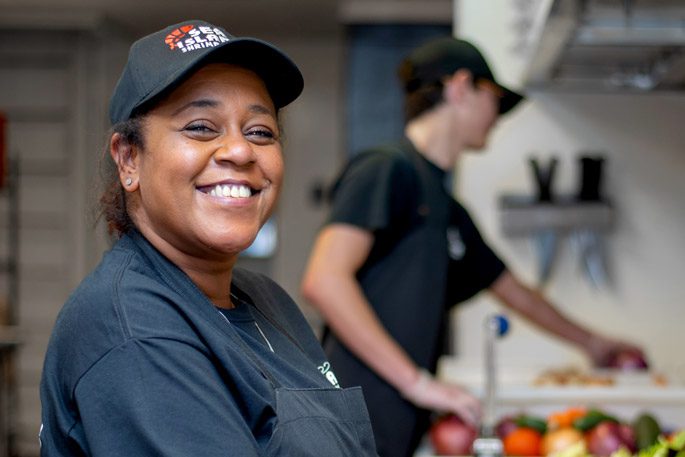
[171,100,274,117]
[172,98,219,116]
[248,104,275,116]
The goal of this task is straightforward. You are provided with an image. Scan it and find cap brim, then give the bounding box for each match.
[208,38,304,109]
[498,86,524,114]
[135,37,303,117]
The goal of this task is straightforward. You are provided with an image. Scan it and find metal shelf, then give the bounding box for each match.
[499,194,614,237]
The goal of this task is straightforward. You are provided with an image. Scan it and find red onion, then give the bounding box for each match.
[495,415,519,439]
[609,351,649,371]
[587,421,635,456]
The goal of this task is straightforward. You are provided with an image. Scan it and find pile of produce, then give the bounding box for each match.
[495,408,680,457]
[429,407,683,457]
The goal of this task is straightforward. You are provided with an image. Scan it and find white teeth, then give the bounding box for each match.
[207,184,252,199]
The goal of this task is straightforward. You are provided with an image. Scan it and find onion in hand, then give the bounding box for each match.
[609,351,649,371]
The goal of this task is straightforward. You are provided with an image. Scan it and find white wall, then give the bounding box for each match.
[452,90,685,376]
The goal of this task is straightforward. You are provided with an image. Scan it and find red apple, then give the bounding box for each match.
[430,414,478,456]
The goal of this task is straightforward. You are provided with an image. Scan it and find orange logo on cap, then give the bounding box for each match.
[164,25,195,50]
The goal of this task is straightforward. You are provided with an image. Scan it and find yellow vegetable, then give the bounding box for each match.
[542,428,586,456]
[548,440,587,457]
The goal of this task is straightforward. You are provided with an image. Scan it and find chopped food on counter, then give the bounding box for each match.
[531,366,671,387]
[533,367,615,386]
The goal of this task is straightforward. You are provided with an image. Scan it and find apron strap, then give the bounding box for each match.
[216,309,282,389]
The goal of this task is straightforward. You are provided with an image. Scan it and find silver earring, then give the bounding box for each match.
[125,177,133,186]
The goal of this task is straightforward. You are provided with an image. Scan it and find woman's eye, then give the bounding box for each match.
[184,122,216,135]
[246,128,277,142]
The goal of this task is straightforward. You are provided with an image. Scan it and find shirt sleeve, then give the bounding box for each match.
[326,149,419,232]
[446,202,507,305]
[73,337,263,457]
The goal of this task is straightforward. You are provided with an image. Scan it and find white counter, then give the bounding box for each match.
[437,357,685,429]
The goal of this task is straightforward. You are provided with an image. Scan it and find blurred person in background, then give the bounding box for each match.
[301,36,646,457]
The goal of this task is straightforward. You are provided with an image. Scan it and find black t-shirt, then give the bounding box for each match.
[328,139,506,310]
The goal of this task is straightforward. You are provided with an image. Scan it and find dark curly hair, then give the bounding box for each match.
[97,116,145,238]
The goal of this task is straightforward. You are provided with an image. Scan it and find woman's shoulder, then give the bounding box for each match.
[51,240,185,348]
[42,246,141,389]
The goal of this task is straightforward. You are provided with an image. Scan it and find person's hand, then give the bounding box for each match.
[401,369,481,426]
[586,335,648,368]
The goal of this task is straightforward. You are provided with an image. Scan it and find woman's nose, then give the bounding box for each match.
[214,134,256,166]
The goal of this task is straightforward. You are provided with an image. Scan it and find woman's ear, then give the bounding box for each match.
[110,132,140,192]
[443,69,474,104]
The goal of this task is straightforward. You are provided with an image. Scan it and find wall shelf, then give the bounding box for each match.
[499,194,615,237]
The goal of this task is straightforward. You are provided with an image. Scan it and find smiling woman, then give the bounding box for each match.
[118,63,285,286]
[38,19,378,457]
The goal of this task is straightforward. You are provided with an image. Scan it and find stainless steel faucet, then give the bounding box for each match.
[472,314,509,457]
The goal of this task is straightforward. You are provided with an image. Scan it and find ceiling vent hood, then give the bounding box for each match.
[523,0,685,92]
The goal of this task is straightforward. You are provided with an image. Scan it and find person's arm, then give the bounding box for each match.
[301,223,481,425]
[489,270,646,367]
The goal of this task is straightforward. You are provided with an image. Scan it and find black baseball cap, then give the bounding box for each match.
[398,37,523,114]
[109,20,304,125]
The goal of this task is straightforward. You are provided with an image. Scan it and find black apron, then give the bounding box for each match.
[238,336,376,455]
[324,142,452,457]
[132,232,377,456]
[216,299,377,456]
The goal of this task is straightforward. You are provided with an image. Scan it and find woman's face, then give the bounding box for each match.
[128,63,283,262]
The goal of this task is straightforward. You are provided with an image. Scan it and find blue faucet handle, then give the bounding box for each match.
[491,314,509,337]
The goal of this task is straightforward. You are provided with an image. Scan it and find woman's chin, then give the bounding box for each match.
[193,227,259,258]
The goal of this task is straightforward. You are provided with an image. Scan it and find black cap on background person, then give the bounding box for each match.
[109,19,304,125]
[398,36,523,114]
